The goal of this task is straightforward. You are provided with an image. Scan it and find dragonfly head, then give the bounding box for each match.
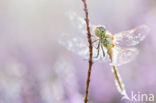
[94,26,106,38]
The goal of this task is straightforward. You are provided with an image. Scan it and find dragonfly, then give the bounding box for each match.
[59,11,150,99]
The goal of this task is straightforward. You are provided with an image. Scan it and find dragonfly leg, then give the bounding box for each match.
[94,42,100,58]
[101,45,105,57]
[92,39,98,44]
[91,35,99,39]
[92,39,99,49]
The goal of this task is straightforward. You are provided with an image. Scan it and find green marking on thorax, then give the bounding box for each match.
[100,29,106,37]
[94,26,113,49]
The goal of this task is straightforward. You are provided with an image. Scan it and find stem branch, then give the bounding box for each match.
[81,0,93,103]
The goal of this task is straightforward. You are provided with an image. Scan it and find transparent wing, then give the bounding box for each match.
[65,11,95,37]
[114,25,150,47]
[111,46,139,66]
[59,33,88,58]
[59,33,108,61]
[65,11,87,36]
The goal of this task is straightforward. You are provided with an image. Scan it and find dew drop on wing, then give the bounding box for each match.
[65,11,87,37]
[59,33,89,59]
[65,11,95,37]
[114,25,150,47]
[111,46,139,66]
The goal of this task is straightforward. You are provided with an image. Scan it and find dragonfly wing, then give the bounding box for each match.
[65,11,95,37]
[59,33,89,58]
[111,46,139,66]
[114,25,150,47]
[65,11,87,36]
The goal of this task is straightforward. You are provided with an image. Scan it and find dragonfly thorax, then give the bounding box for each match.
[101,34,114,49]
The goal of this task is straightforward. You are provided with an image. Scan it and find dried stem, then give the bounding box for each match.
[81,0,93,103]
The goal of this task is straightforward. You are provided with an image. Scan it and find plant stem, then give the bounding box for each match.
[81,0,93,103]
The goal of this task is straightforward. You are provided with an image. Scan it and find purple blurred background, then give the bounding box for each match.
[0,0,156,103]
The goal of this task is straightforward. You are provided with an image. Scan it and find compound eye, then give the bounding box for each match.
[94,28,101,37]
[94,26,106,37]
